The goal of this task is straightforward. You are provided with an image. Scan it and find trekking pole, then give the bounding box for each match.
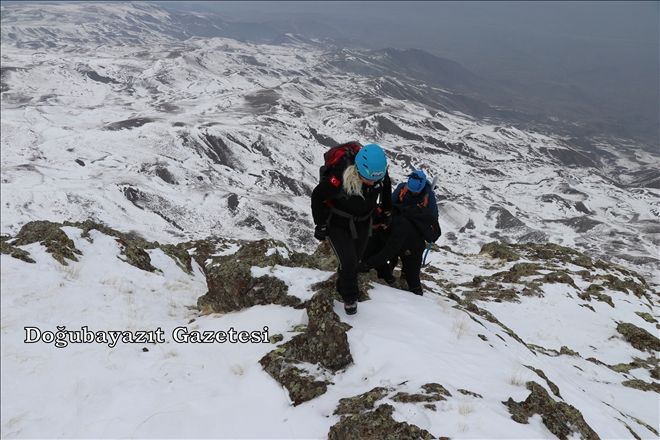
[422,242,433,267]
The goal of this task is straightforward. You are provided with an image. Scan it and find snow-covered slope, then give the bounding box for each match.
[1,222,658,438]
[1,3,658,439]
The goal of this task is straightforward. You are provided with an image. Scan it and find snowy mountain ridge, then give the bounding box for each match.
[1,2,658,439]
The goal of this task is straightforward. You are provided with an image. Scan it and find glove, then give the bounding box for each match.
[358,260,371,273]
[314,224,328,241]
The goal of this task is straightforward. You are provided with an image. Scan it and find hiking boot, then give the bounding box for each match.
[344,302,358,315]
[410,286,424,296]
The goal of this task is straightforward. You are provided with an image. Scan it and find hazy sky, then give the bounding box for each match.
[157,1,658,143]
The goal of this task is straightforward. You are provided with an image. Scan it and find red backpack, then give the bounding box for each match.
[318,141,362,188]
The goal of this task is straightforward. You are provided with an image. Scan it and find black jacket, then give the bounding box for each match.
[311,171,392,228]
[392,182,441,243]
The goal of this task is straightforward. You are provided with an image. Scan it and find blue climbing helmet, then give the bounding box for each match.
[407,169,427,193]
[355,143,387,181]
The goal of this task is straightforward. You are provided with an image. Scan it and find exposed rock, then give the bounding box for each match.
[542,271,578,289]
[603,275,647,298]
[258,353,330,405]
[480,242,520,261]
[269,334,283,344]
[13,220,82,265]
[259,286,353,405]
[66,220,160,272]
[504,382,599,440]
[516,242,593,269]
[559,346,580,357]
[457,389,483,398]
[525,366,562,398]
[391,382,451,403]
[328,404,434,440]
[116,236,157,272]
[154,166,177,184]
[579,284,615,308]
[104,117,155,131]
[159,243,193,274]
[198,260,299,313]
[1,235,35,263]
[616,323,660,353]
[635,312,657,323]
[334,387,391,415]
[621,379,660,393]
[493,263,542,283]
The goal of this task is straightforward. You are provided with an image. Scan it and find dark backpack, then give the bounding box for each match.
[318,141,362,188]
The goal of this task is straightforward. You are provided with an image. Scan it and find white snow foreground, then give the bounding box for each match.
[1,224,658,439]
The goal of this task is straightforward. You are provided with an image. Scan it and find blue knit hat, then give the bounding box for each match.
[407,170,427,193]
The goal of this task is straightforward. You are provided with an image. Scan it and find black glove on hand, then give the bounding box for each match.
[314,224,328,241]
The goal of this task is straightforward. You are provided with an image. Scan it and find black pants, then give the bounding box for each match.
[363,227,394,281]
[399,242,425,293]
[363,216,426,293]
[328,220,370,303]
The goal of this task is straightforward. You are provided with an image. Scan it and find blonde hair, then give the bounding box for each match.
[342,165,364,198]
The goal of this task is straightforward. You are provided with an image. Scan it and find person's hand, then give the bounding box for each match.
[314,224,328,241]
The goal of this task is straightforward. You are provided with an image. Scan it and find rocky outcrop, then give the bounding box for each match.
[504,381,599,440]
[198,260,299,313]
[1,234,35,263]
[259,287,353,405]
[328,403,434,440]
[12,220,82,265]
[616,323,660,353]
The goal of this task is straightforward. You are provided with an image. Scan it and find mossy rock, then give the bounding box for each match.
[515,242,593,269]
[159,243,193,274]
[258,352,329,405]
[328,404,434,440]
[616,323,660,353]
[13,220,81,265]
[391,383,452,403]
[259,288,353,406]
[0,236,35,263]
[635,312,657,324]
[199,260,300,313]
[504,381,599,440]
[115,236,157,272]
[311,272,371,303]
[457,389,483,398]
[288,240,337,271]
[602,274,646,298]
[283,290,353,371]
[621,379,660,393]
[334,387,391,415]
[559,346,580,357]
[525,366,561,398]
[494,263,542,283]
[480,242,520,262]
[269,334,284,344]
[542,271,577,289]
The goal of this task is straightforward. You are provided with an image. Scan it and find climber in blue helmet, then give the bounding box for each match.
[359,168,441,296]
[311,142,392,315]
